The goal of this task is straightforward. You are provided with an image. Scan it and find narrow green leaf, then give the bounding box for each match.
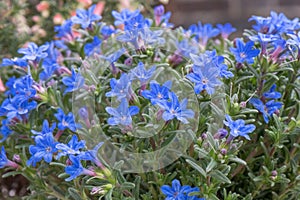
[186,159,207,178]
[68,187,82,200]
[210,170,231,184]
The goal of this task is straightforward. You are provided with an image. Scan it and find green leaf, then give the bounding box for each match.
[228,157,247,166]
[121,182,135,190]
[68,187,82,200]
[206,158,217,173]
[133,176,141,200]
[2,170,22,178]
[210,170,231,184]
[186,159,207,178]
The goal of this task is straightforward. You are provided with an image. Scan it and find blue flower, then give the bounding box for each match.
[101,25,116,39]
[105,73,132,101]
[142,80,172,105]
[175,39,199,58]
[263,84,281,99]
[71,4,102,29]
[62,68,85,95]
[287,32,300,52]
[101,48,126,64]
[79,142,104,167]
[39,63,59,80]
[189,22,220,46]
[31,120,56,136]
[190,51,233,79]
[1,57,27,67]
[224,115,256,140]
[0,146,10,168]
[249,98,282,123]
[0,119,12,142]
[0,146,18,169]
[17,42,49,61]
[130,62,156,84]
[112,9,140,26]
[56,135,86,159]
[2,100,37,121]
[84,36,102,56]
[159,92,194,124]
[161,179,204,200]
[186,63,222,95]
[248,15,272,33]
[65,155,95,181]
[11,75,37,103]
[230,39,260,64]
[27,133,58,167]
[216,23,236,39]
[117,27,163,49]
[54,109,80,132]
[249,33,279,54]
[54,19,73,38]
[105,98,139,126]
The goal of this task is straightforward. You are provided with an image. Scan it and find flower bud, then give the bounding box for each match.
[124,57,133,66]
[240,101,247,108]
[13,154,21,163]
[220,148,227,155]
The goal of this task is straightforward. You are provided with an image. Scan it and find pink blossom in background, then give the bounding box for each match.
[53,13,64,24]
[36,1,49,12]
[77,0,93,7]
[0,78,5,92]
[94,2,105,16]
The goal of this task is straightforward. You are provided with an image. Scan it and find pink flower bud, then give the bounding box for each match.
[36,1,49,12]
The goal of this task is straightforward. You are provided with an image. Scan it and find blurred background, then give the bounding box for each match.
[1,0,300,60]
[166,0,300,32]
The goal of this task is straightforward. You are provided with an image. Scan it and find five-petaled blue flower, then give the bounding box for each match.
[249,98,283,123]
[62,68,85,95]
[189,22,220,46]
[27,133,58,167]
[105,98,139,126]
[105,73,132,101]
[65,155,95,181]
[31,119,56,136]
[159,92,195,124]
[230,39,260,64]
[186,63,222,95]
[142,80,172,106]
[56,135,86,159]
[130,62,156,84]
[224,114,256,140]
[17,42,49,61]
[216,23,237,39]
[112,9,140,26]
[54,109,79,132]
[160,179,205,200]
[71,4,102,29]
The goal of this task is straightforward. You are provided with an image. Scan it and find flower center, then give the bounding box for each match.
[62,120,69,127]
[46,146,52,152]
[157,93,163,99]
[202,78,209,85]
[121,116,127,121]
[240,52,247,58]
